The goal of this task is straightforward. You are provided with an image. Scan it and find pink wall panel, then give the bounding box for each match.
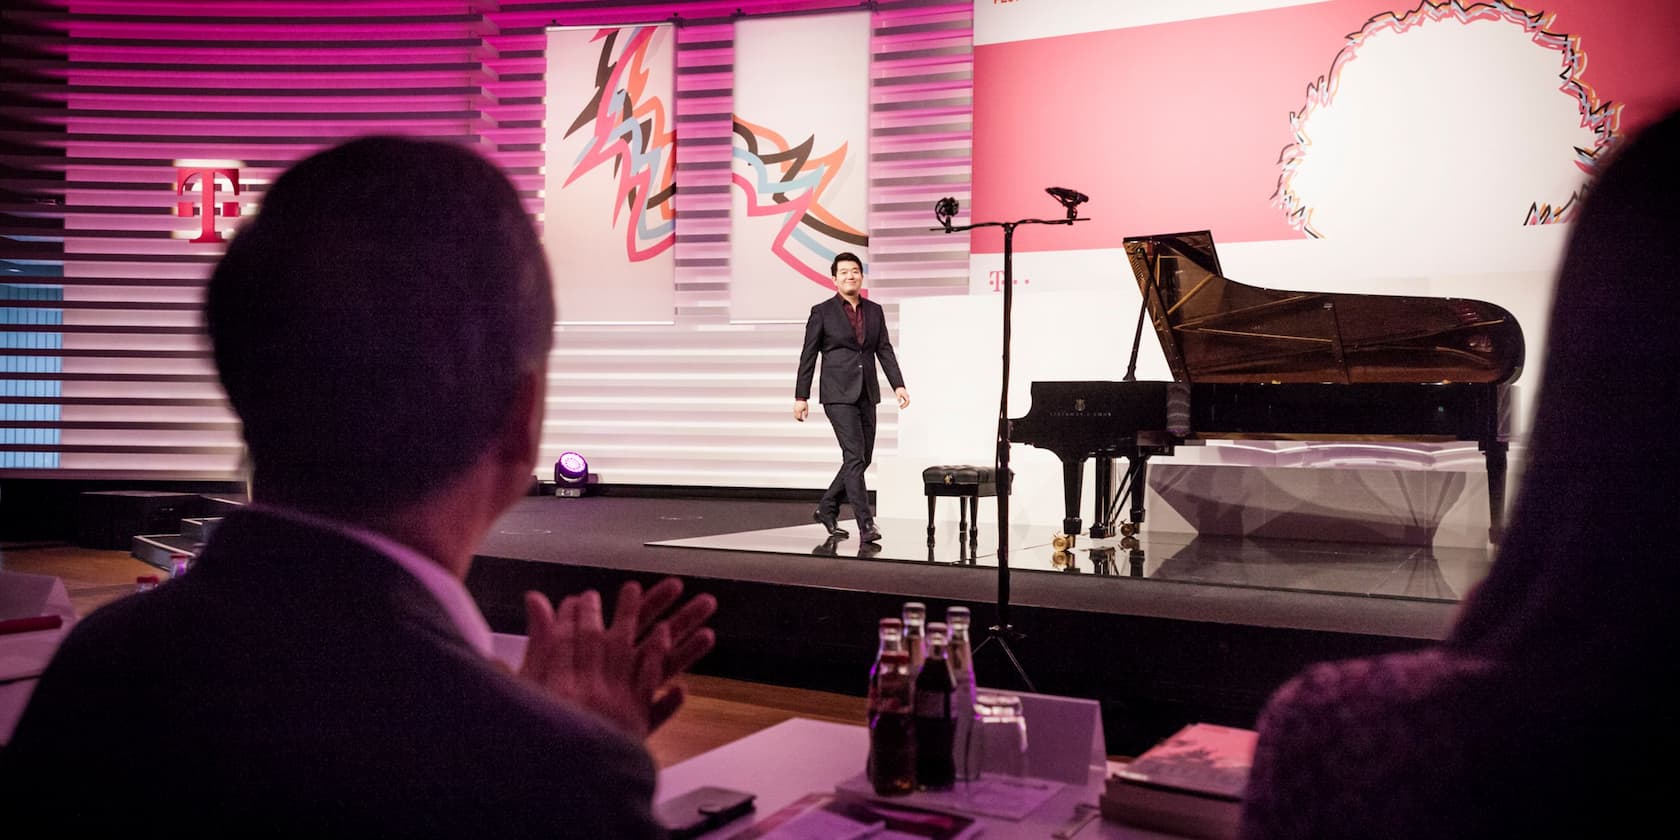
[971,0,1680,253]
[1,0,971,477]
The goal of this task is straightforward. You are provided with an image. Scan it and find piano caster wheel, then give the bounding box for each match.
[1120,536,1140,551]
[1052,532,1077,551]
[1119,522,1138,537]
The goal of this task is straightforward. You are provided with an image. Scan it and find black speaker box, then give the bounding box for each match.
[75,490,204,550]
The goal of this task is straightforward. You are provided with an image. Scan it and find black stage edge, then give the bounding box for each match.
[468,494,1460,756]
[2,478,247,543]
[534,480,837,503]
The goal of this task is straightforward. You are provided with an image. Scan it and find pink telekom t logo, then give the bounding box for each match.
[174,167,241,243]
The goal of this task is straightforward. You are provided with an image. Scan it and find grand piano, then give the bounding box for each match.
[1009,230,1525,545]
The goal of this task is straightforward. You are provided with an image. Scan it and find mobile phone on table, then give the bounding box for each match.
[655,785,757,839]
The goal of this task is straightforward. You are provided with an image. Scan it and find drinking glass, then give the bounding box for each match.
[961,692,1028,780]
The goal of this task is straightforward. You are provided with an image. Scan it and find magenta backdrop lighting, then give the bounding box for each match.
[2,0,971,478]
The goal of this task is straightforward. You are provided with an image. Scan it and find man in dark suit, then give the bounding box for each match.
[795,252,910,543]
[0,137,715,836]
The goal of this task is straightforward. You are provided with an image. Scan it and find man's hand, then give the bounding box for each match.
[519,578,717,740]
[895,387,911,410]
[794,399,809,422]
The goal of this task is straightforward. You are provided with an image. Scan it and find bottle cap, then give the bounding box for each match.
[136,575,160,584]
[878,617,904,628]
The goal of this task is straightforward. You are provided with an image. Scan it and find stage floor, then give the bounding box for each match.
[649,516,1492,603]
[469,495,1470,750]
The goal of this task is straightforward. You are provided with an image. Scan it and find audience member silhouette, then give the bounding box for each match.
[1239,108,1680,839]
[0,137,715,837]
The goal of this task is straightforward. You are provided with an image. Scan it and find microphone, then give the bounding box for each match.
[1045,187,1088,207]
[1045,187,1088,221]
[934,196,959,232]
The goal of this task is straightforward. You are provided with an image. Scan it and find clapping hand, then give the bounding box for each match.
[519,578,717,740]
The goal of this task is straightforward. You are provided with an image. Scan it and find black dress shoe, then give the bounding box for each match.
[813,509,849,538]
[859,525,883,543]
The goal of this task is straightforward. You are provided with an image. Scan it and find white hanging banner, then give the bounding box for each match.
[729,11,871,322]
[544,24,677,323]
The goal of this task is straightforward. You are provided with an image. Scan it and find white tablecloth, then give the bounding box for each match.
[656,717,1186,839]
[0,571,78,744]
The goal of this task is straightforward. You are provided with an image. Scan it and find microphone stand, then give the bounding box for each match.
[933,193,1087,692]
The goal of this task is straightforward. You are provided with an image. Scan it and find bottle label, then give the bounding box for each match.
[914,690,950,719]
[871,668,914,716]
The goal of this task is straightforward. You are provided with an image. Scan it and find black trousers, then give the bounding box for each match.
[819,399,877,526]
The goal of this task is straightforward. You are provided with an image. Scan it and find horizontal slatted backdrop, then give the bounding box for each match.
[0,0,972,489]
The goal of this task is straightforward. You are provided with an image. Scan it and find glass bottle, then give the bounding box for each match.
[867,618,916,796]
[946,606,979,779]
[914,622,957,790]
[970,692,1029,778]
[872,617,904,668]
[902,601,928,680]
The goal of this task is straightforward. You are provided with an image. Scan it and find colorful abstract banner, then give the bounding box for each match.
[729,11,871,322]
[544,24,677,323]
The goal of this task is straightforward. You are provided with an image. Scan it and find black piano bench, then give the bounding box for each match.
[923,465,1004,547]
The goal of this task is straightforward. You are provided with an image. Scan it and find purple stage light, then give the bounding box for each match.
[555,451,589,485]
[554,451,593,498]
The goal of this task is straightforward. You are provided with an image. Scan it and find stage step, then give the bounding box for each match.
[181,516,222,542]
[74,491,202,551]
[130,533,203,573]
[131,506,241,571]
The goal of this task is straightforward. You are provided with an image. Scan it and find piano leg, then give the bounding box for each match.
[1060,458,1085,539]
[1127,455,1149,531]
[1091,457,1115,539]
[1484,442,1508,544]
[1089,547,1113,575]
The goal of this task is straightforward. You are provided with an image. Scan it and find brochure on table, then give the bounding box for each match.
[835,772,1064,821]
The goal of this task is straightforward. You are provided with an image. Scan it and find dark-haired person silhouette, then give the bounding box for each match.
[0,137,716,837]
[1239,108,1680,840]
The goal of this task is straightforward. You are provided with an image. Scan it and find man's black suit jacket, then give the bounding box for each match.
[0,509,661,838]
[795,294,905,405]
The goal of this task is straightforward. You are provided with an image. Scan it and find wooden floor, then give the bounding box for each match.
[0,542,868,769]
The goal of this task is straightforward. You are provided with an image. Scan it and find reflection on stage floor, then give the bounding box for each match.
[647,517,1493,603]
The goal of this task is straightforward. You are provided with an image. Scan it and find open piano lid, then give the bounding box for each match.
[1121,231,1524,386]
